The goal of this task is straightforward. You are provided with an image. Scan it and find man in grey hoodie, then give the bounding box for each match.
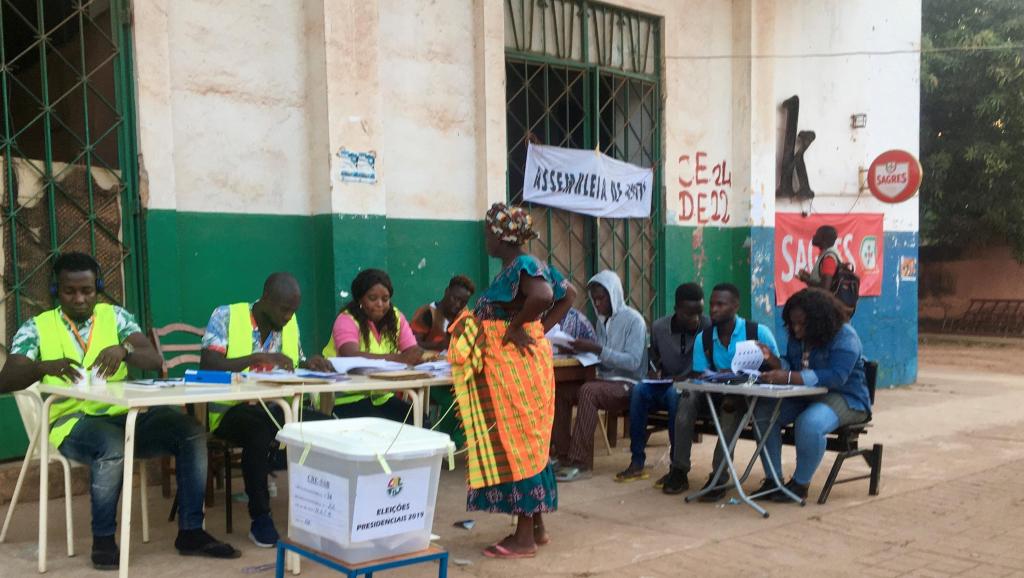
[553,270,648,482]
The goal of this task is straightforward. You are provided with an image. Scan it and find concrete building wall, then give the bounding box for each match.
[920,246,1024,324]
[742,0,921,385]
[133,0,920,383]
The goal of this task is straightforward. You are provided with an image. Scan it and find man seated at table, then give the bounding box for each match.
[410,275,476,351]
[671,282,780,501]
[615,283,710,486]
[200,272,334,548]
[553,270,647,482]
[0,252,240,570]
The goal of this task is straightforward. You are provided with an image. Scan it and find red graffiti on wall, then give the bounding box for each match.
[677,151,732,224]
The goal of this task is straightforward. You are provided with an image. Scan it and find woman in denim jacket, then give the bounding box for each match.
[754,288,870,501]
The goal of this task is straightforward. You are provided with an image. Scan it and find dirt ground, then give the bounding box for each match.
[918,333,1024,374]
[2,337,1024,577]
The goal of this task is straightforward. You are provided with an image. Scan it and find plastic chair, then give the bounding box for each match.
[0,385,152,557]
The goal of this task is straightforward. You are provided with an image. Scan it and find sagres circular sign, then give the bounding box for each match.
[868,149,922,204]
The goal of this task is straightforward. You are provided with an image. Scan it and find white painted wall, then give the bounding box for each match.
[133,0,920,232]
[137,0,320,215]
[749,0,922,232]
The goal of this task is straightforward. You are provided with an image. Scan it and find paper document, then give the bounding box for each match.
[243,371,333,384]
[544,324,575,350]
[328,357,408,374]
[573,352,601,367]
[124,378,183,389]
[730,340,764,375]
[414,360,452,375]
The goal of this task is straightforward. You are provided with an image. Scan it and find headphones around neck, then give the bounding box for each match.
[49,254,105,298]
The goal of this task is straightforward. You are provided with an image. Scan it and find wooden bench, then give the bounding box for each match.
[646,361,882,504]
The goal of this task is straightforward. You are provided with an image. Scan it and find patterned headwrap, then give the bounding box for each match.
[485,202,539,246]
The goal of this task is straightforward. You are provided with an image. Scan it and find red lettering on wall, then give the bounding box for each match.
[677,151,732,224]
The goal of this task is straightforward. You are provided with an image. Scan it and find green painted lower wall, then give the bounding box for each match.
[144,213,753,351]
[662,224,752,317]
[145,211,489,354]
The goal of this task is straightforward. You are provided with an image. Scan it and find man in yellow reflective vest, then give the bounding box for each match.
[0,252,240,570]
[199,272,333,548]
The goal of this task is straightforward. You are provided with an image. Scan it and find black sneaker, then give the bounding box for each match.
[661,468,690,495]
[175,528,242,558]
[697,474,728,503]
[91,535,119,571]
[770,479,809,503]
[750,479,778,500]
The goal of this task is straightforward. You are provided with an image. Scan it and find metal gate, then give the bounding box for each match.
[505,0,662,320]
[0,0,142,459]
[0,0,143,339]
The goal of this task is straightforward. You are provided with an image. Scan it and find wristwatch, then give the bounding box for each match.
[121,340,134,359]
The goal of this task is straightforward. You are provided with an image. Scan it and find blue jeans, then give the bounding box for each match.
[58,407,207,537]
[629,382,680,467]
[754,395,863,485]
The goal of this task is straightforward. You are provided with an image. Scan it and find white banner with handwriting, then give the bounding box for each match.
[524,143,653,219]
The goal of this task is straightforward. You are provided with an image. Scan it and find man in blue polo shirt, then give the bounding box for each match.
[667,283,779,500]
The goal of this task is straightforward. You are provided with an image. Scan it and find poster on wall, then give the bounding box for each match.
[774,213,884,304]
[338,148,377,184]
[523,143,653,219]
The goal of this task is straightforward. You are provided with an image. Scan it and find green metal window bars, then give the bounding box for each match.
[0,0,144,343]
[505,0,663,322]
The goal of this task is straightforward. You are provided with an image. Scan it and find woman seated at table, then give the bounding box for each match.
[753,287,870,501]
[323,268,424,421]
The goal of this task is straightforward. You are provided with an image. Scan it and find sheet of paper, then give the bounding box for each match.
[573,352,601,367]
[289,462,350,539]
[544,324,575,350]
[329,357,408,374]
[351,467,431,543]
[731,340,764,373]
[243,372,332,384]
[414,360,452,376]
[123,379,183,390]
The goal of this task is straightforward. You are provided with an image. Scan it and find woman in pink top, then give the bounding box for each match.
[326,269,424,422]
[329,269,423,363]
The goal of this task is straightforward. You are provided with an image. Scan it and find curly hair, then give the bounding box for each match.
[343,269,399,349]
[448,274,476,294]
[782,288,846,347]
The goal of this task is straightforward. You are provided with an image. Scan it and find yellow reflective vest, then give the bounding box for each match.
[37,304,128,448]
[208,302,299,431]
[320,310,401,407]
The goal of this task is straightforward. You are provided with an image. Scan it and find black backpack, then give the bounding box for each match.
[702,320,759,372]
[830,262,861,311]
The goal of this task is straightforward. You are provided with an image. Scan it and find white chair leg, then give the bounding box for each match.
[596,411,613,456]
[139,461,150,543]
[0,431,37,543]
[59,456,75,557]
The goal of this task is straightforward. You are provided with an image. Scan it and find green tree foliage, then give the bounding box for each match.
[922,0,1024,260]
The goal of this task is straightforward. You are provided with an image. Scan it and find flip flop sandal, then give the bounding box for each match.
[482,543,537,559]
[556,467,592,482]
[505,532,549,546]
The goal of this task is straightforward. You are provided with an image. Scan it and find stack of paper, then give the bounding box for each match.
[328,357,408,374]
[544,324,575,350]
[414,360,452,376]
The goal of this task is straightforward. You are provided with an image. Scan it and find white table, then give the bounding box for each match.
[37,381,295,577]
[279,375,453,428]
[677,380,827,518]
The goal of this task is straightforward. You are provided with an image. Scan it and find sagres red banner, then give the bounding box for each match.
[774,213,884,304]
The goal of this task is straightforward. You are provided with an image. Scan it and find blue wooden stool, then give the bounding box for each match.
[276,539,448,578]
